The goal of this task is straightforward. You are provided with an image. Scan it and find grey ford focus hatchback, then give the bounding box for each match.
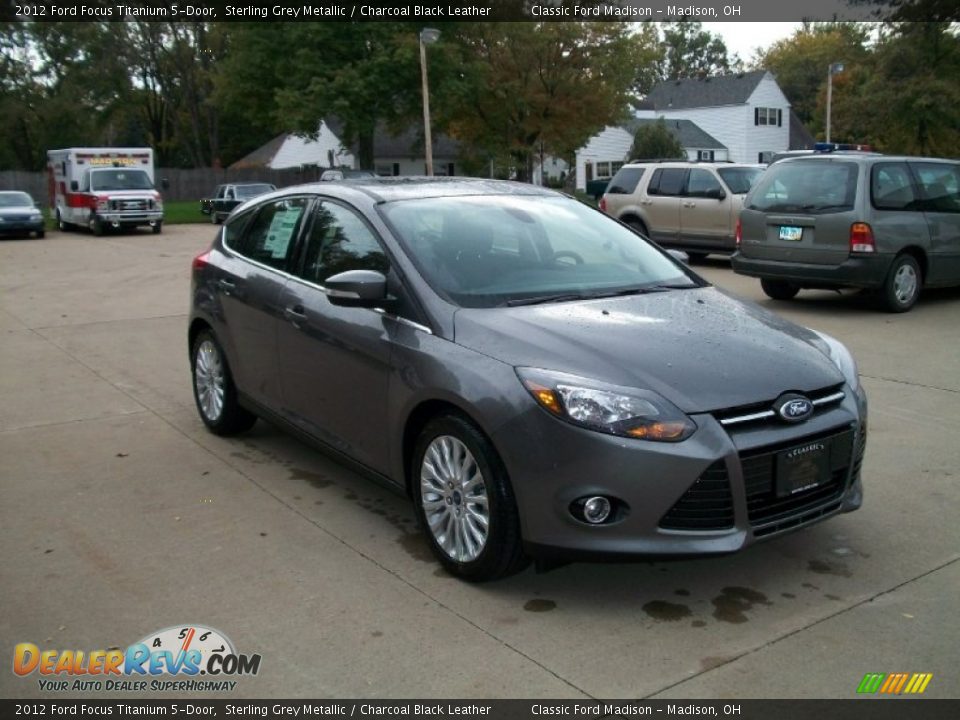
[189,178,867,581]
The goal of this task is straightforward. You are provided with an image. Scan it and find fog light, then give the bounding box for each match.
[583,496,611,524]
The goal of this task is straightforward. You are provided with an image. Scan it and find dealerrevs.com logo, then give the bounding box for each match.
[13,625,261,692]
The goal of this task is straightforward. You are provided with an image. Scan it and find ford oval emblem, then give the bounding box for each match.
[775,394,814,423]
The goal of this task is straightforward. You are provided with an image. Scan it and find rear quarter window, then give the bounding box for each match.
[606,168,645,195]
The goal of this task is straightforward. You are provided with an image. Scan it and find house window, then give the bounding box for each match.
[755,108,783,127]
[697,150,715,161]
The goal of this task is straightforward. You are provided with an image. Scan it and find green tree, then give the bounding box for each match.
[628,119,685,160]
[659,21,739,81]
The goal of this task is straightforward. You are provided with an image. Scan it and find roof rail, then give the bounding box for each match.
[626,157,687,164]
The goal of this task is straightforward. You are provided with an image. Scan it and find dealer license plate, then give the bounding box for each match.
[779,225,803,242]
[776,440,830,497]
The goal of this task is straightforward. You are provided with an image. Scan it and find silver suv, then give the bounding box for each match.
[600,161,763,260]
[733,155,960,312]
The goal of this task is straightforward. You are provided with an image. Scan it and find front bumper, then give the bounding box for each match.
[492,386,867,560]
[96,211,163,225]
[0,218,44,234]
[731,252,893,289]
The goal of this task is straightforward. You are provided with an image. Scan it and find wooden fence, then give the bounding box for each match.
[0,166,328,205]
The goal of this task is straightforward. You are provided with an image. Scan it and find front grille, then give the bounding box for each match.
[659,425,859,537]
[714,384,845,429]
[659,461,735,531]
[743,426,855,536]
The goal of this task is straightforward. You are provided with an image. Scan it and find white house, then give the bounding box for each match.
[231,119,460,176]
[574,70,802,190]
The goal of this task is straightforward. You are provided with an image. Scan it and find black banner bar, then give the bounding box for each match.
[2,700,959,720]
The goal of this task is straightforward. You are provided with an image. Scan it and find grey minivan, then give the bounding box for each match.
[733,155,960,312]
[189,178,867,581]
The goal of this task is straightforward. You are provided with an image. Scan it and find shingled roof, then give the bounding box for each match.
[645,70,768,110]
[624,118,726,150]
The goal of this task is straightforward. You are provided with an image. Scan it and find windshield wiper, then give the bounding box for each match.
[505,293,588,307]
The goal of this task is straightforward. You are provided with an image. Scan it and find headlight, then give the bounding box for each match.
[517,368,697,442]
[29,212,42,220]
[810,330,860,392]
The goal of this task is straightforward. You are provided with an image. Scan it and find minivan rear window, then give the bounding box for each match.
[746,160,858,214]
[606,168,645,195]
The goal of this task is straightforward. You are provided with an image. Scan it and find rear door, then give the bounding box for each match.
[679,168,731,249]
[642,168,684,245]
[276,198,395,474]
[739,159,859,265]
[909,161,960,285]
[215,196,311,407]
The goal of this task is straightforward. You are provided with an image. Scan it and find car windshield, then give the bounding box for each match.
[90,169,153,191]
[381,195,699,309]
[0,192,33,207]
[717,167,763,194]
[746,160,858,213]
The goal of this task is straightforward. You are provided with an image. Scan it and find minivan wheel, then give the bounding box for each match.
[191,330,257,435]
[881,254,920,313]
[761,278,800,301]
[412,415,528,581]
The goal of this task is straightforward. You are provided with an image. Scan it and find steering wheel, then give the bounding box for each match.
[552,251,584,266]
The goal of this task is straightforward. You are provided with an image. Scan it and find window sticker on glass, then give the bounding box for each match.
[263,206,303,258]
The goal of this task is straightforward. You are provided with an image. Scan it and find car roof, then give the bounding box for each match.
[275,177,559,203]
[621,161,760,169]
[775,154,952,165]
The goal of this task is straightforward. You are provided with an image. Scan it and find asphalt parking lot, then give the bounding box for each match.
[2,224,958,700]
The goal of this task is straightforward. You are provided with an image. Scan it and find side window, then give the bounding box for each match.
[911,162,960,213]
[606,168,645,195]
[301,201,389,285]
[648,168,685,197]
[232,197,309,270]
[871,163,918,211]
[685,169,723,197]
[216,186,226,199]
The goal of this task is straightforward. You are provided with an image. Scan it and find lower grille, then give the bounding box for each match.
[659,461,735,531]
[743,426,855,536]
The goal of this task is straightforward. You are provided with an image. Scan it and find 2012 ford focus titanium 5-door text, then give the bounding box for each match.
[189,178,867,581]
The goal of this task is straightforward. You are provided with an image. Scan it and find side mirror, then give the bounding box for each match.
[667,249,689,264]
[70,181,78,191]
[161,177,170,190]
[324,270,388,307]
[704,187,726,200]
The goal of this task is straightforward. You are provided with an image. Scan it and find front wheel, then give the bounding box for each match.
[57,210,70,232]
[881,254,921,313]
[152,221,163,235]
[412,414,528,582]
[191,330,257,436]
[761,278,800,301]
[90,217,104,236]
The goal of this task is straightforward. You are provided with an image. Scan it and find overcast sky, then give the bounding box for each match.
[702,22,803,63]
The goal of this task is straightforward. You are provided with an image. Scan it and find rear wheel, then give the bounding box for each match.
[191,330,257,436]
[626,218,649,238]
[761,278,800,301]
[412,414,528,582]
[57,210,70,231]
[881,254,921,313]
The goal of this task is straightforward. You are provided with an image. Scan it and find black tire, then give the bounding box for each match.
[57,210,70,232]
[152,221,163,235]
[211,211,220,225]
[36,230,45,239]
[412,414,528,582]
[626,218,649,238]
[880,254,921,313]
[190,330,257,436]
[91,217,104,236]
[686,252,708,264]
[761,278,800,301]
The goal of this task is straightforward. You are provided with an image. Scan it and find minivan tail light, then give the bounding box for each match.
[850,222,875,253]
[599,197,607,212]
[735,218,742,248]
[192,250,211,272]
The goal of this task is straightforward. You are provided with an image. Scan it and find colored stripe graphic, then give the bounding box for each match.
[859,672,932,694]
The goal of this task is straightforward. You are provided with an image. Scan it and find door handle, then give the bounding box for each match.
[284,305,307,322]
[217,278,237,294]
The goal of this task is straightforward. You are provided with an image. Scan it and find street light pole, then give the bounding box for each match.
[419,28,440,177]
[826,62,844,145]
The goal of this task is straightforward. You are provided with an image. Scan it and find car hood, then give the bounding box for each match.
[453,287,843,414]
[0,205,37,214]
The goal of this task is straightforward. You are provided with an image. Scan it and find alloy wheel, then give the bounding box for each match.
[194,339,225,422]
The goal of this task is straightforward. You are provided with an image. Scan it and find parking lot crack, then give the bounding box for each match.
[861,373,959,395]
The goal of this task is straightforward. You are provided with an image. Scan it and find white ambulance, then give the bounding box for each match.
[47,147,165,235]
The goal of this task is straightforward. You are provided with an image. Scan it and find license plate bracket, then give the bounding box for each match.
[779,225,803,241]
[776,440,830,497]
